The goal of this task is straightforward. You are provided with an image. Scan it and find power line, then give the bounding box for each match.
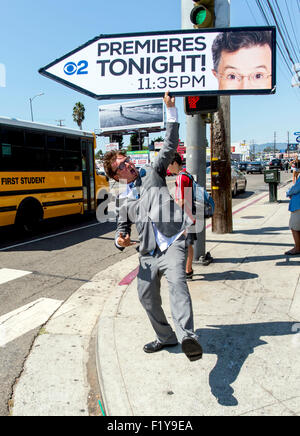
[254,0,300,82]
[266,0,295,65]
[284,0,300,62]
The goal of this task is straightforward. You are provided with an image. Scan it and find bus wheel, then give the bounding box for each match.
[16,199,43,234]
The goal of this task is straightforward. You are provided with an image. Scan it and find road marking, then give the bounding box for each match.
[0,297,63,347]
[0,222,101,252]
[0,268,32,285]
[118,266,139,286]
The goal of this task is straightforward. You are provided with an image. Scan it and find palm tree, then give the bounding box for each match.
[72,102,85,130]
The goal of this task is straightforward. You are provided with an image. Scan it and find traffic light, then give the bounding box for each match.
[190,0,215,28]
[184,95,219,115]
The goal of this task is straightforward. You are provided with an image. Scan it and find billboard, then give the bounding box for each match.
[287,144,299,152]
[99,98,164,133]
[39,26,276,99]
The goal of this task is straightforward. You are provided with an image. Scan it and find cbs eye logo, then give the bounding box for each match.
[64,60,88,75]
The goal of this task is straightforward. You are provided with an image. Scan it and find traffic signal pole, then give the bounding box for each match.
[181,0,209,264]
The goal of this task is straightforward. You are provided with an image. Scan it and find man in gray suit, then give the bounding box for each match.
[103,92,202,362]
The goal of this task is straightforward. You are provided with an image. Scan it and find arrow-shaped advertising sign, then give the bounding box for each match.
[39,27,276,100]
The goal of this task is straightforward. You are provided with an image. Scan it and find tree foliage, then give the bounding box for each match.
[72,102,85,130]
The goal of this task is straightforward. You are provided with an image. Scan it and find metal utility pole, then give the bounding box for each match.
[56,119,65,126]
[29,92,44,122]
[181,0,209,263]
[211,0,232,234]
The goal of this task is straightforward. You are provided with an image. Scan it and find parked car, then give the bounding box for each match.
[246,162,264,174]
[238,161,250,172]
[206,166,247,196]
[269,158,283,170]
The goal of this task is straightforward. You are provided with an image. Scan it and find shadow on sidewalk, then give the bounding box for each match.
[195,322,299,407]
[193,270,258,281]
[232,226,289,235]
[209,254,298,265]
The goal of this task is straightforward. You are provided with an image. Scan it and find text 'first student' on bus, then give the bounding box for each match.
[0,117,109,232]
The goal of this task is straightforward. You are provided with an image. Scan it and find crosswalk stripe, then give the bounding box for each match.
[0,268,32,285]
[0,298,63,347]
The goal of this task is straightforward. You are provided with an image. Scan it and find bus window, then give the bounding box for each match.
[12,146,47,171]
[65,136,81,171]
[64,150,81,171]
[47,134,64,150]
[47,149,64,171]
[65,136,80,151]
[26,131,45,148]
[1,127,23,170]
[1,126,24,148]
[82,150,87,171]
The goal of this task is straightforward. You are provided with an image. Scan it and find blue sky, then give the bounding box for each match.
[0,0,299,151]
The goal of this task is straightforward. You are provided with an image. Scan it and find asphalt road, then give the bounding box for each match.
[0,170,292,415]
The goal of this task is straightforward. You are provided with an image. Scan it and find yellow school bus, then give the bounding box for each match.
[0,117,109,231]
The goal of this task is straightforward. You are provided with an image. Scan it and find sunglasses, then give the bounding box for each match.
[115,156,131,173]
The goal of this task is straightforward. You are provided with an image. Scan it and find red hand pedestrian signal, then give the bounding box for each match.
[184,95,219,115]
[188,96,200,108]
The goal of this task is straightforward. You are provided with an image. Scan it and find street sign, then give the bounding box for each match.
[39,26,276,100]
[294,132,300,143]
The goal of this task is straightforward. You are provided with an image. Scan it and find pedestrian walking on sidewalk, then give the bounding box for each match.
[284,160,289,173]
[167,152,196,281]
[103,92,203,362]
[291,156,300,184]
[285,177,300,255]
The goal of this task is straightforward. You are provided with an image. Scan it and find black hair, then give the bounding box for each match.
[212,31,272,71]
[170,152,183,166]
[103,149,127,179]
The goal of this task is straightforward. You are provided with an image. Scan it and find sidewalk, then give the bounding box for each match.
[97,182,300,416]
[11,182,300,416]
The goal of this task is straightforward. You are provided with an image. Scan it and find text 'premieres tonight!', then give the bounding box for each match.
[39,27,276,99]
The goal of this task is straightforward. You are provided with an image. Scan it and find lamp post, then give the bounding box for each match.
[29,92,44,121]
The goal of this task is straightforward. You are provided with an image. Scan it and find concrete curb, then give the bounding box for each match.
[96,256,139,417]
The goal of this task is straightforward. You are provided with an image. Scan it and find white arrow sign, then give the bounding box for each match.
[39,27,276,100]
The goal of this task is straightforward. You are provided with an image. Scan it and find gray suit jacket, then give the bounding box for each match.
[115,122,193,255]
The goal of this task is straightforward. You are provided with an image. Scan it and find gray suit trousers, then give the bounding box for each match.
[137,237,197,345]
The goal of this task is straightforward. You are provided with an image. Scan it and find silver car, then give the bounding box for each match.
[206,166,247,196]
[246,162,264,174]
